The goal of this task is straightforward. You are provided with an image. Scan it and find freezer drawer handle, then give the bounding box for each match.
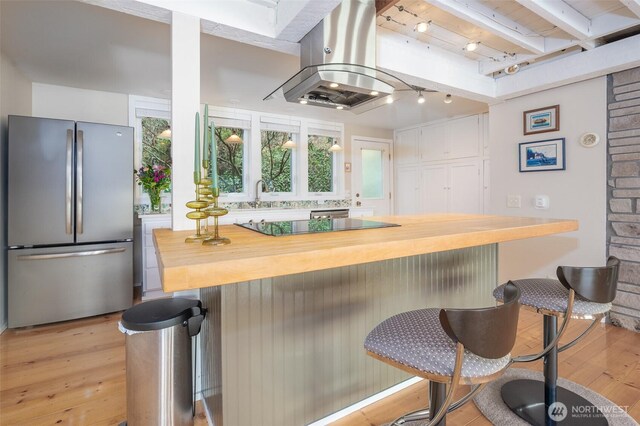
[76,130,84,234]
[66,129,73,234]
[17,248,126,261]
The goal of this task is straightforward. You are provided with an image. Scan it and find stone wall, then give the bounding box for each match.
[607,67,640,332]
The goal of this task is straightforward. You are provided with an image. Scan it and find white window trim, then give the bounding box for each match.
[306,121,344,197]
[128,95,171,204]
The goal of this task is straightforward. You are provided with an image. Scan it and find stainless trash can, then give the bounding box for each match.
[120,298,206,426]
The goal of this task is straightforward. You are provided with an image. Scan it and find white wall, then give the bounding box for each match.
[490,77,607,281]
[1,53,33,332]
[32,83,128,125]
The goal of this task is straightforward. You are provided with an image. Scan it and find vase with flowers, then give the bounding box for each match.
[135,165,171,213]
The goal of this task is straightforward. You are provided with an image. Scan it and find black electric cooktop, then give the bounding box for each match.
[236,218,400,237]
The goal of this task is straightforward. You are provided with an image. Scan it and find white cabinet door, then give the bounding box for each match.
[395,128,420,166]
[395,166,420,215]
[449,115,479,159]
[420,123,449,161]
[449,162,481,214]
[421,165,449,213]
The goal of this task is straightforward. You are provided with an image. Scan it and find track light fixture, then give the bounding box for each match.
[386,96,394,104]
[504,64,520,75]
[444,94,452,104]
[417,92,426,104]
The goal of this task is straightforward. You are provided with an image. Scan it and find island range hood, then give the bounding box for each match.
[264,0,420,113]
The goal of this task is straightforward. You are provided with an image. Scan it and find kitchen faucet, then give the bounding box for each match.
[254,179,270,205]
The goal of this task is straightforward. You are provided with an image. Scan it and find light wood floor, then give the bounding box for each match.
[1,309,638,425]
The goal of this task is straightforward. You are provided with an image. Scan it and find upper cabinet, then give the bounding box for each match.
[395,127,420,166]
[395,115,481,165]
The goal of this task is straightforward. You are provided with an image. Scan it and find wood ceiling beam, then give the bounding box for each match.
[424,0,546,54]
[621,0,640,19]
[376,0,400,15]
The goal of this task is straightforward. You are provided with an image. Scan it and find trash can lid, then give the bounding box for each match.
[121,298,202,331]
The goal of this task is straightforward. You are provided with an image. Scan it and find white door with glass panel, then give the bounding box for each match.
[352,139,392,216]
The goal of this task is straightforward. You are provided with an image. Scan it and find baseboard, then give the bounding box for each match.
[0,320,7,335]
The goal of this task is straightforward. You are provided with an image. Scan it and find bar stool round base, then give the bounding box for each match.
[501,379,608,426]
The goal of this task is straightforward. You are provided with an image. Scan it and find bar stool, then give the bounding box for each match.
[493,256,620,426]
[364,283,521,426]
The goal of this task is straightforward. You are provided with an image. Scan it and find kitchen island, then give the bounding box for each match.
[153,214,577,426]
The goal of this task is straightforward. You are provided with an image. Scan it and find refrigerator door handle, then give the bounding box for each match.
[77,130,84,234]
[17,247,126,261]
[66,129,73,234]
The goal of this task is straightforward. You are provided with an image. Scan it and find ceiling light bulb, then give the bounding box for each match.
[444,94,452,104]
[417,93,426,104]
[504,64,520,75]
[299,99,308,104]
[465,41,478,52]
[370,91,379,96]
[330,82,339,88]
[415,21,429,33]
[386,96,394,104]
[336,105,344,110]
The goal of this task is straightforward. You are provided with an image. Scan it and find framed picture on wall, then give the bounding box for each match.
[523,105,560,135]
[519,138,565,172]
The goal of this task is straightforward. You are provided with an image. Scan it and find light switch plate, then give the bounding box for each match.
[507,195,521,208]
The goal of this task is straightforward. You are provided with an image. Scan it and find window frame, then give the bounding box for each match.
[306,126,342,197]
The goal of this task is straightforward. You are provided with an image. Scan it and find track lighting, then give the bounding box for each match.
[465,41,479,52]
[417,92,426,104]
[386,96,394,104]
[444,94,452,104]
[504,64,520,75]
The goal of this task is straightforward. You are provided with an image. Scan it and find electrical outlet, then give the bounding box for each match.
[507,195,521,208]
[534,195,550,209]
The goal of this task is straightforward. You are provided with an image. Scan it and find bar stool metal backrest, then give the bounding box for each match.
[556,256,620,304]
[440,282,521,359]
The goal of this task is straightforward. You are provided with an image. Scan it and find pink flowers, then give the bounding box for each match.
[134,165,171,193]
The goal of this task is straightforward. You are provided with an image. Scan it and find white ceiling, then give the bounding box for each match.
[4,0,640,130]
[0,0,488,130]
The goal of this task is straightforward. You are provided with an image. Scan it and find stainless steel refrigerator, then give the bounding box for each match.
[7,115,134,328]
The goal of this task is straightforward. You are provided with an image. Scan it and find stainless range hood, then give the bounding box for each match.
[265,0,419,113]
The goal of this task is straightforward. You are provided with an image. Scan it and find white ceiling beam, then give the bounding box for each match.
[621,0,640,19]
[376,27,496,103]
[274,0,341,42]
[496,33,640,99]
[515,0,591,40]
[78,0,301,56]
[424,0,546,54]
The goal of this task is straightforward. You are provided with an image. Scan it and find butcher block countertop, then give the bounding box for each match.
[153,214,578,292]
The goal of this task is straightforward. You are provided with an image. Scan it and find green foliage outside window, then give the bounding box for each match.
[211,127,244,193]
[141,117,171,169]
[261,130,292,192]
[308,135,334,193]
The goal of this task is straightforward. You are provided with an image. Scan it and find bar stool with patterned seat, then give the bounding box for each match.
[364,282,521,426]
[492,256,620,426]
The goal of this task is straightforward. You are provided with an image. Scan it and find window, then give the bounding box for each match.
[261,130,294,193]
[308,130,339,194]
[141,117,171,169]
[208,114,251,197]
[213,126,245,193]
[129,96,172,202]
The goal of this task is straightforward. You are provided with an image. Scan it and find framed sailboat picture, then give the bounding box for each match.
[519,138,565,172]
[523,105,559,135]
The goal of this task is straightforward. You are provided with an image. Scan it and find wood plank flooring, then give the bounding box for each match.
[1,308,638,425]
